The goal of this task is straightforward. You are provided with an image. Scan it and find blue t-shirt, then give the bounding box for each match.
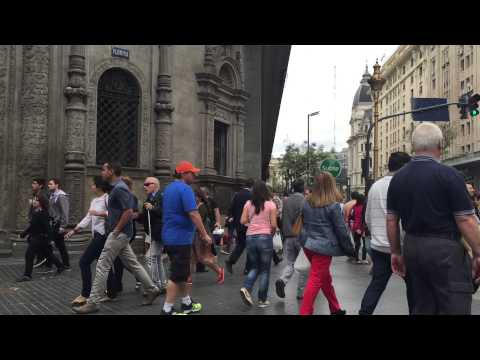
[162,180,198,246]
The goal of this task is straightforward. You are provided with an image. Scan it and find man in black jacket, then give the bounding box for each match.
[225,178,254,275]
[136,177,167,293]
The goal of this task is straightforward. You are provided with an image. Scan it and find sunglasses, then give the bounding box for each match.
[144,183,154,187]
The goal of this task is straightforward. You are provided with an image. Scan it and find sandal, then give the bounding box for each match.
[71,295,87,306]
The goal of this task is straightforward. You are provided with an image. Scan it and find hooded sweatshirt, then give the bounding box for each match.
[49,189,69,230]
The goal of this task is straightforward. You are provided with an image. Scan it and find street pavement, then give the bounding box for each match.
[1,250,480,315]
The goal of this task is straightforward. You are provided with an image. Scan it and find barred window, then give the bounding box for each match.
[214,121,228,176]
[96,68,140,167]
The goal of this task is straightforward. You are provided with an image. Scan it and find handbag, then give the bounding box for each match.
[291,214,303,237]
[294,248,310,273]
[273,231,283,252]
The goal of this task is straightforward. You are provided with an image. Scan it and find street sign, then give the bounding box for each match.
[320,159,342,178]
[411,98,449,122]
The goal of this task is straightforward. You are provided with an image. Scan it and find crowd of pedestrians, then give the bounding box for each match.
[16,122,480,315]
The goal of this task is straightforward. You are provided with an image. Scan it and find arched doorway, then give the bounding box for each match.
[96,68,140,167]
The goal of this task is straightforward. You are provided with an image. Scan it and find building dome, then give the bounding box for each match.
[352,65,372,107]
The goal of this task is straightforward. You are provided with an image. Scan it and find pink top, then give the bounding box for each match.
[244,200,276,236]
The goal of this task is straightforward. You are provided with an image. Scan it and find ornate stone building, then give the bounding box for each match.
[347,67,373,194]
[0,45,290,256]
[378,45,480,181]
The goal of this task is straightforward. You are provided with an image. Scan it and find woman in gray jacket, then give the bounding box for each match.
[299,172,353,315]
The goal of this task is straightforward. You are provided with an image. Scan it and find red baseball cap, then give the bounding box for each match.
[175,161,201,174]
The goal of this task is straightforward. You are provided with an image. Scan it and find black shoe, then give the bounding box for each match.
[331,309,347,315]
[225,260,233,274]
[16,275,32,282]
[275,279,286,298]
[55,266,66,276]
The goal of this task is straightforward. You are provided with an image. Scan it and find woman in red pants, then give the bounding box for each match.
[298,172,353,315]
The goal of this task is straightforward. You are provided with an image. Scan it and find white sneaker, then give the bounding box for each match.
[240,287,253,307]
[258,300,270,308]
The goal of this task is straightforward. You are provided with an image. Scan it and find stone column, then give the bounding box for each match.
[201,45,218,175]
[64,45,87,224]
[16,45,50,228]
[235,111,246,178]
[154,45,174,179]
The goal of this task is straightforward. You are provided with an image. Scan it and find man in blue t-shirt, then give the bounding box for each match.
[161,161,212,315]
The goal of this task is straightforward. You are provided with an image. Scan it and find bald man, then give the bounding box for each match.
[136,176,168,293]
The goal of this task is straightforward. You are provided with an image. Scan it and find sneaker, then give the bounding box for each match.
[71,295,87,306]
[72,302,99,314]
[217,267,225,284]
[362,260,370,265]
[161,308,187,315]
[258,300,270,308]
[16,275,32,282]
[275,279,286,298]
[181,300,202,314]
[355,260,363,264]
[240,287,253,307]
[33,258,46,268]
[331,309,347,315]
[142,286,161,306]
[135,282,141,291]
[225,260,233,274]
[64,266,72,271]
[55,266,66,276]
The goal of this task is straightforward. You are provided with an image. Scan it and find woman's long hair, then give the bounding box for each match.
[193,186,211,213]
[251,180,272,215]
[308,171,343,208]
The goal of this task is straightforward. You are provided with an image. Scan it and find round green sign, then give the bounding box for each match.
[320,159,342,178]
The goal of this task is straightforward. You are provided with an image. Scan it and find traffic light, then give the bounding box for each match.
[458,92,480,119]
[468,93,480,117]
[458,93,469,119]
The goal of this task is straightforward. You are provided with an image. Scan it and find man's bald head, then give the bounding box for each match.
[144,176,160,194]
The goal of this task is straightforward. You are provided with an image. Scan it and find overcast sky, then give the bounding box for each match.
[272,45,399,157]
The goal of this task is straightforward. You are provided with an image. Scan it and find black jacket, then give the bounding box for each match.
[137,191,163,242]
[228,188,252,228]
[22,209,50,241]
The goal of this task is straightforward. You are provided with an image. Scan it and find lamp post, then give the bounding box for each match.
[307,111,320,185]
[367,60,386,181]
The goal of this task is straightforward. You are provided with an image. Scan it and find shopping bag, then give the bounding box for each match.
[273,232,283,252]
[294,248,311,273]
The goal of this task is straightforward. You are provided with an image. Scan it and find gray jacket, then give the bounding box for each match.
[299,201,350,257]
[49,190,69,229]
[282,192,305,237]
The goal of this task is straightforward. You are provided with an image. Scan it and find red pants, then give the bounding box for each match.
[300,248,341,315]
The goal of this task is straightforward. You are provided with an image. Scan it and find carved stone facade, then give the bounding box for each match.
[0,45,290,256]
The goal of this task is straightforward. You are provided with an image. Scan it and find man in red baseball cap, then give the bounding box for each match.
[160,161,212,315]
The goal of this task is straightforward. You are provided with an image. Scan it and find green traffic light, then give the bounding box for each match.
[471,109,479,117]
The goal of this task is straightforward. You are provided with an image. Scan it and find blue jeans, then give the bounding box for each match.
[243,234,273,302]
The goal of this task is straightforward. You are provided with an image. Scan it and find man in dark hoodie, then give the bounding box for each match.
[47,178,71,269]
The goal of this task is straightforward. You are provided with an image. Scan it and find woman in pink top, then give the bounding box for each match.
[239,180,278,308]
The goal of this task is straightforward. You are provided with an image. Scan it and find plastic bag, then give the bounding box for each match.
[273,232,283,252]
[294,248,311,273]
